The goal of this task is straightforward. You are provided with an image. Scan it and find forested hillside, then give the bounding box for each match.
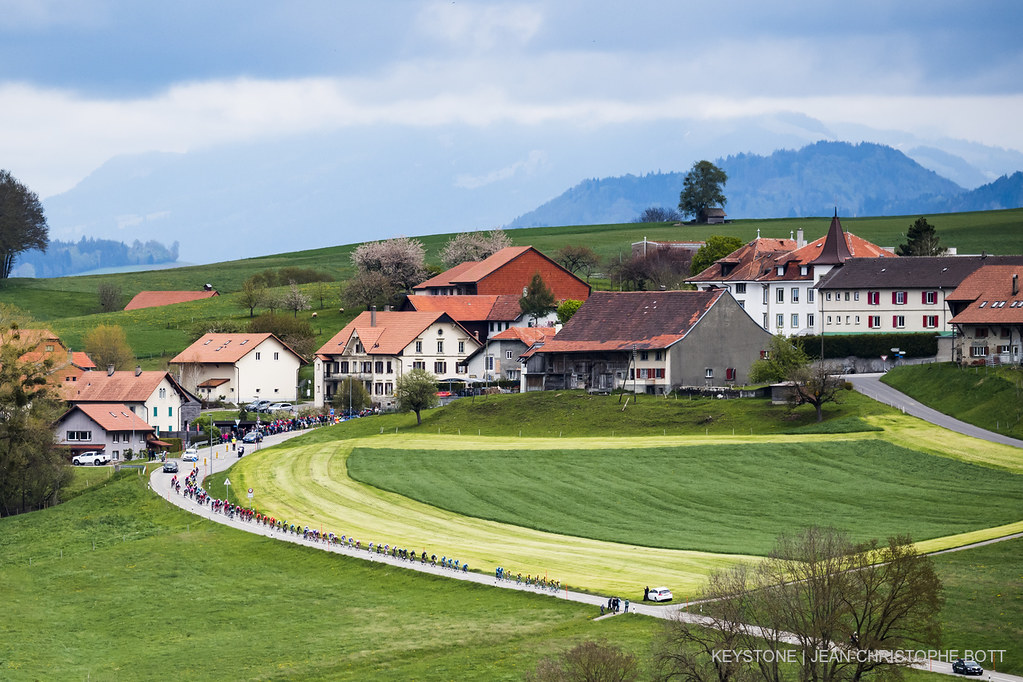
[13,237,179,278]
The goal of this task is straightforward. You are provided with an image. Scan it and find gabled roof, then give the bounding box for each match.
[816,256,1023,290]
[404,294,525,322]
[316,310,480,357]
[71,351,96,370]
[68,370,190,404]
[687,238,797,283]
[169,333,305,365]
[124,290,219,311]
[490,326,557,345]
[59,403,154,433]
[791,229,892,271]
[450,246,533,284]
[536,290,725,353]
[413,261,482,290]
[948,265,1023,325]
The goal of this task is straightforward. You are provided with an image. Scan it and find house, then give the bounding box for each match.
[462,326,557,384]
[13,328,95,384]
[527,290,772,393]
[66,368,200,437]
[946,265,1023,365]
[313,308,482,409]
[704,207,727,224]
[412,246,591,302]
[688,214,895,336]
[815,255,1023,336]
[55,403,155,461]
[124,289,219,311]
[401,294,555,344]
[169,333,306,404]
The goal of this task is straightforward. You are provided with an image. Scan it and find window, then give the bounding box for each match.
[835,316,841,325]
[923,291,938,305]
[159,387,167,399]
[855,315,860,324]
[923,315,939,329]
[153,406,158,417]
[413,360,426,370]
[735,283,747,294]
[893,315,905,329]
[826,292,832,301]
[854,291,860,301]
[386,361,392,373]
[385,382,393,394]
[375,361,384,374]
[274,352,279,360]
[867,291,880,305]
[776,265,785,276]
[868,316,880,329]
[485,356,494,370]
[776,314,784,328]
[640,351,649,361]
[975,327,988,338]
[807,313,815,328]
[762,313,768,329]
[845,316,851,325]
[893,291,907,305]
[969,345,988,358]
[458,341,465,353]
[997,344,1011,354]
[725,367,736,381]
[777,288,784,303]
[655,368,665,378]
[791,313,799,328]
[800,265,809,276]
[737,300,745,309]
[1001,327,1011,338]
[807,288,815,303]
[375,383,383,395]
[168,406,173,417]
[827,315,833,325]
[791,287,799,302]
[362,361,372,373]
[762,288,769,304]
[505,350,513,359]
[655,351,663,361]
[437,340,444,354]
[339,361,349,374]
[66,430,91,441]
[705,368,714,379]
[45,344,54,352]
[255,352,261,360]
[842,291,848,301]
[415,340,423,353]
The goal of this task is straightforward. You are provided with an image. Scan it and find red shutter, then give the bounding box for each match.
[922,315,928,328]
[868,317,874,329]
[893,316,898,327]
[921,292,927,304]
[892,292,897,304]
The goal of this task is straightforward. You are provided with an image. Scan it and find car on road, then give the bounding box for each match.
[266,402,294,412]
[648,587,673,602]
[952,659,983,676]
[247,399,271,412]
[163,460,179,473]
[242,431,263,443]
[181,446,199,462]
[72,451,110,466]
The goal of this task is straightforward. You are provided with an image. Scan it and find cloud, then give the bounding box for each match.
[416,2,543,50]
[455,150,548,189]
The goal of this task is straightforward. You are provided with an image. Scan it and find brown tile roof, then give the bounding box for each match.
[124,290,219,311]
[169,333,305,364]
[316,310,479,357]
[404,294,526,322]
[490,326,557,344]
[817,256,1023,290]
[413,261,479,290]
[949,265,1023,325]
[71,351,96,370]
[788,231,893,271]
[69,371,181,403]
[687,238,797,283]
[536,290,725,353]
[64,403,154,433]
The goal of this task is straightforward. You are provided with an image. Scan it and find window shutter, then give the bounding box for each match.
[868,317,874,329]
[892,292,897,304]
[922,292,927,304]
[893,315,898,327]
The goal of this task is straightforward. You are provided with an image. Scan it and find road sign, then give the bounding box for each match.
[248,487,253,494]
[224,477,231,487]
[881,355,888,362]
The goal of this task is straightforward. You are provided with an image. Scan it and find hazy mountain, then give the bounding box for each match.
[508,142,1023,228]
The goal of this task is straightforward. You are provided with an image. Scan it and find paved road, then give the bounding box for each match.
[848,373,1023,449]
[148,424,1023,681]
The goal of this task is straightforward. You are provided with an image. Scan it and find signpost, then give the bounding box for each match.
[224,477,231,504]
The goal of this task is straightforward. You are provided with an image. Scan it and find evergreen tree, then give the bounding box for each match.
[897,217,946,256]
[519,273,556,325]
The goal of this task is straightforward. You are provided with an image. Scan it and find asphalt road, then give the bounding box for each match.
[847,373,1023,449]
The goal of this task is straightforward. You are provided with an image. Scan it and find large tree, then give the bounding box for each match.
[330,378,372,413]
[553,245,601,280]
[350,236,427,293]
[0,170,49,280]
[689,235,744,277]
[787,360,847,422]
[519,273,556,325]
[394,368,438,425]
[678,160,728,224]
[83,324,134,371]
[0,325,71,516]
[748,334,809,384]
[897,217,946,256]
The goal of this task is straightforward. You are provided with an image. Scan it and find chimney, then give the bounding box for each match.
[797,228,805,247]
[107,364,115,376]
[1013,273,1019,296]
[135,365,142,377]
[370,305,376,327]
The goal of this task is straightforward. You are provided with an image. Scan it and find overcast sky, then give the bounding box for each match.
[2,0,1022,198]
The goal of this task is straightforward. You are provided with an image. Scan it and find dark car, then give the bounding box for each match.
[242,431,263,443]
[163,460,179,473]
[952,659,983,676]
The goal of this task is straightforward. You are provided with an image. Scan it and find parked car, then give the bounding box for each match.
[952,660,983,676]
[163,460,179,473]
[242,431,264,443]
[247,399,271,412]
[266,402,294,412]
[72,451,110,466]
[648,587,673,602]
[182,446,199,462]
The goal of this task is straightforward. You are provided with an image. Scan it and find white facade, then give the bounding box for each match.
[818,287,952,335]
[172,334,303,404]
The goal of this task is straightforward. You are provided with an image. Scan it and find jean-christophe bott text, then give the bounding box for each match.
[712,649,1007,665]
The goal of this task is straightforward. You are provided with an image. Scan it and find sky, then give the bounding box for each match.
[2,0,1022,204]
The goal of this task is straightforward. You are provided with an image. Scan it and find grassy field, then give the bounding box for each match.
[0,471,665,681]
[346,440,1023,555]
[882,363,1023,440]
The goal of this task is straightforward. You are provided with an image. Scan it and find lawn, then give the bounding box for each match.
[0,471,663,681]
[346,440,1023,555]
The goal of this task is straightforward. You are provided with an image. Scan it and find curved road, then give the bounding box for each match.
[848,372,1023,449]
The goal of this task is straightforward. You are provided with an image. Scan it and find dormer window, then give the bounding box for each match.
[776,265,785,276]
[800,265,809,276]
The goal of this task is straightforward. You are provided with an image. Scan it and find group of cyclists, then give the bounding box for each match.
[495,567,561,592]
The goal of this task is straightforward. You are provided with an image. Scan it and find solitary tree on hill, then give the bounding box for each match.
[394,368,438,426]
[0,169,49,280]
[897,217,946,256]
[678,160,728,223]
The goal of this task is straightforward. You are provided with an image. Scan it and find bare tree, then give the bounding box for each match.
[239,276,267,317]
[554,245,601,278]
[97,282,122,312]
[787,361,847,422]
[529,640,639,682]
[439,229,511,267]
[342,270,396,311]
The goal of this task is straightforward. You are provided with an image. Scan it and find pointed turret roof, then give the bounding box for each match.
[809,211,853,265]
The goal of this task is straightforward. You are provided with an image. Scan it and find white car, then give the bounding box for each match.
[72,451,110,466]
[648,587,673,602]
[266,402,294,413]
[181,446,199,462]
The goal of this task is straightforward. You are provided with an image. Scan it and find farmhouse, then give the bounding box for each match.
[412,246,590,302]
[688,214,894,336]
[402,294,555,343]
[124,288,219,310]
[67,368,200,437]
[528,290,772,393]
[946,264,1023,365]
[170,333,305,404]
[55,403,155,461]
[12,328,95,384]
[314,309,482,409]
[462,325,557,384]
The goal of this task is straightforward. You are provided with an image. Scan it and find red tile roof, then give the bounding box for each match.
[490,326,557,344]
[688,238,797,283]
[63,403,154,433]
[536,290,725,353]
[71,351,96,370]
[404,294,525,322]
[317,311,479,357]
[124,290,219,311]
[68,371,181,403]
[949,265,1023,325]
[450,246,533,283]
[170,333,304,364]
[413,261,480,290]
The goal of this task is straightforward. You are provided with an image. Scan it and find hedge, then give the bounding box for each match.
[801,333,938,360]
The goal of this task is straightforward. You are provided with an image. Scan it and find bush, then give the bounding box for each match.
[803,333,938,360]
